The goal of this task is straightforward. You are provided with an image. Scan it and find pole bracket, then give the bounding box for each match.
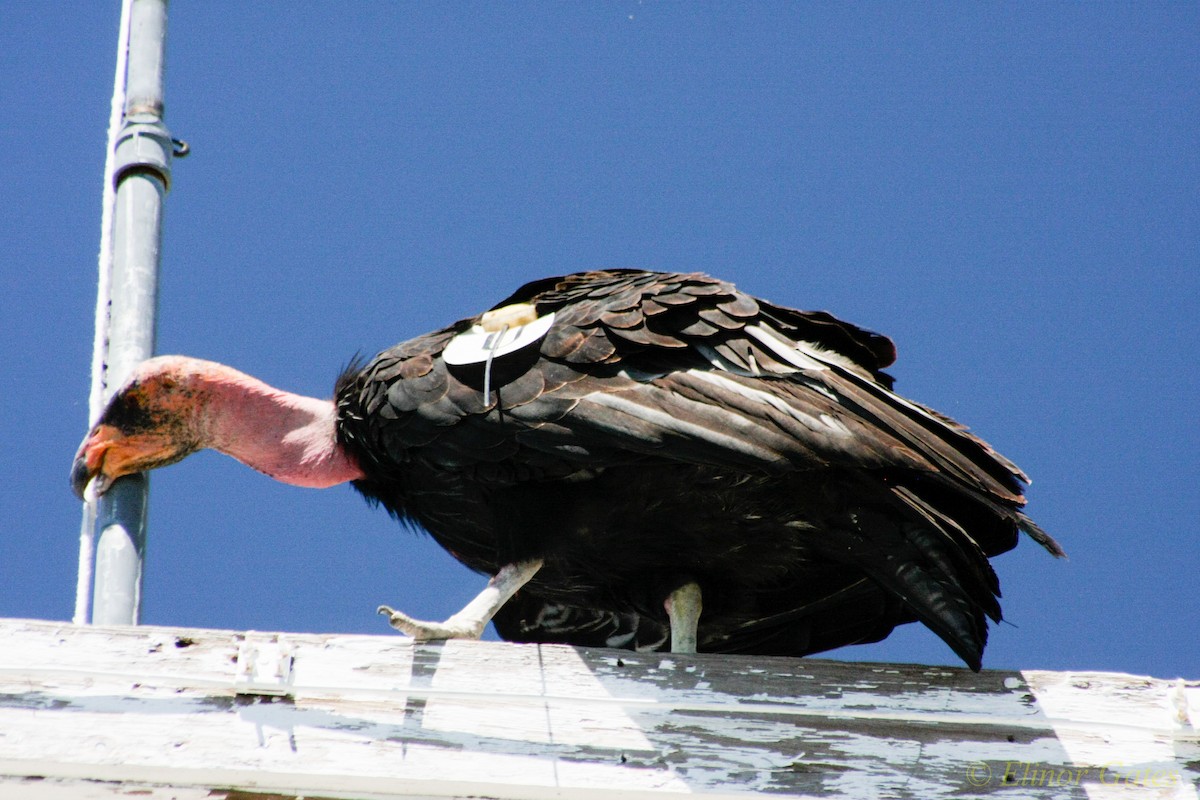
[112,113,174,190]
[234,636,296,697]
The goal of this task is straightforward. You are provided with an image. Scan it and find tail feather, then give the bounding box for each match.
[804,480,1003,671]
[890,486,1003,618]
[1020,514,1066,558]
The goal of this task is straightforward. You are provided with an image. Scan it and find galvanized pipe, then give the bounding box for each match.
[86,0,173,626]
[75,0,134,627]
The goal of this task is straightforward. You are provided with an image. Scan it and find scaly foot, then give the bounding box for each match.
[376,559,544,642]
[376,605,485,640]
[665,581,703,653]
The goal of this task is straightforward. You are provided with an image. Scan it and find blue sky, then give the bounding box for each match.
[2,4,1196,678]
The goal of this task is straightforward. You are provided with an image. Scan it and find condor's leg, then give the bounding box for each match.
[665,581,703,653]
[378,559,544,641]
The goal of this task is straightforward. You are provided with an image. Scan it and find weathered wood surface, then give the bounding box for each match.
[0,618,1195,800]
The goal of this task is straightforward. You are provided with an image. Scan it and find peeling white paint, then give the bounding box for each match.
[1024,670,1200,800]
[0,618,1196,799]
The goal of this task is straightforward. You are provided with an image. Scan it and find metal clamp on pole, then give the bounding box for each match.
[111,114,174,190]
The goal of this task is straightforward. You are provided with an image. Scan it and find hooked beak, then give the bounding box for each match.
[70,425,119,499]
[70,420,199,499]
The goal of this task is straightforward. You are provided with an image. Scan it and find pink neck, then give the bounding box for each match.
[188,361,366,489]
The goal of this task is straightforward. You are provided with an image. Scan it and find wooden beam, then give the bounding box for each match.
[0,618,1196,799]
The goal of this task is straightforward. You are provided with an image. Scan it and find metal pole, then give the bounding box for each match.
[75,0,134,626]
[85,0,174,626]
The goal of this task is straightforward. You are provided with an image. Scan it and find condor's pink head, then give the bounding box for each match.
[72,355,363,498]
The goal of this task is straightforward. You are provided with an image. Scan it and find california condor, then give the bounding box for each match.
[72,269,1062,669]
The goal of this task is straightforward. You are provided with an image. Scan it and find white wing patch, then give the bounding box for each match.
[683,370,853,437]
[584,390,786,463]
[744,323,878,378]
[744,324,831,372]
[692,343,748,374]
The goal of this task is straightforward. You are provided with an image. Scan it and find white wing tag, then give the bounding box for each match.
[442,310,556,366]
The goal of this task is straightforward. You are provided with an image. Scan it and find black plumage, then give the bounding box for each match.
[335,269,1061,670]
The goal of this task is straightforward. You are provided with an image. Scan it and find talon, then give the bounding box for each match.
[377,604,423,635]
[375,560,543,643]
[376,603,480,640]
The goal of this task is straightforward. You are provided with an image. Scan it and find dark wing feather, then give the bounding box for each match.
[336,270,1061,667]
